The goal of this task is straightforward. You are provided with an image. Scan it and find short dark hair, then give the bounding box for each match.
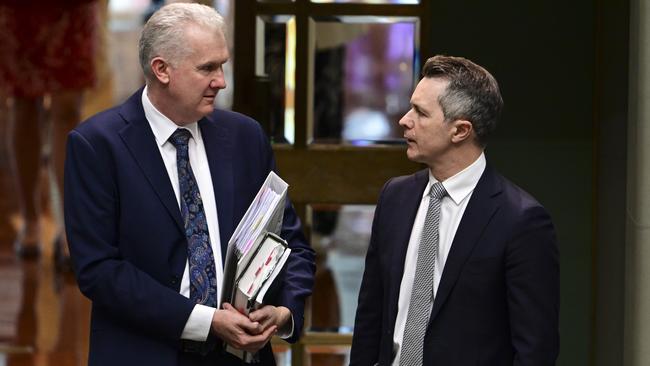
[421,55,503,146]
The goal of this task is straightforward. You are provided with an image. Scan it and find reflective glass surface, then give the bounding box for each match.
[308,204,375,333]
[256,15,296,144]
[310,16,418,145]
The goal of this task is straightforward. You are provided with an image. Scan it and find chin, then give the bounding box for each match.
[406,151,426,165]
[405,148,418,161]
[198,106,215,117]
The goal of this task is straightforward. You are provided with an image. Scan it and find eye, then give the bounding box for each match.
[413,106,426,117]
[197,63,220,73]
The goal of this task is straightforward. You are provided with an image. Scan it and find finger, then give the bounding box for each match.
[223,302,246,315]
[219,307,251,325]
[241,325,277,353]
[248,308,269,323]
[253,324,277,344]
[248,314,273,332]
[238,317,263,335]
[260,318,275,332]
[213,310,247,343]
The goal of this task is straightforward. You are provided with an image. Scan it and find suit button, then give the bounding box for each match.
[171,276,179,285]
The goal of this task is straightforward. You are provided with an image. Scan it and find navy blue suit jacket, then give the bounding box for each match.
[64,89,315,366]
[350,166,559,366]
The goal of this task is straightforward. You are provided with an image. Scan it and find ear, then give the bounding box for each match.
[150,57,171,85]
[451,119,473,143]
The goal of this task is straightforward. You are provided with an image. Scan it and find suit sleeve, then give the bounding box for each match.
[64,130,195,341]
[506,204,560,366]
[275,197,315,343]
[256,125,316,344]
[350,179,391,366]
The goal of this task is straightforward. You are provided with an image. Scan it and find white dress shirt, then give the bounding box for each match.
[391,153,486,365]
[142,86,223,341]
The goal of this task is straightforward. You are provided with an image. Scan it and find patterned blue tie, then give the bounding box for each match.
[169,129,218,307]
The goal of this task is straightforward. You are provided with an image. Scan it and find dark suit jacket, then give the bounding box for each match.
[64,88,315,366]
[350,166,559,366]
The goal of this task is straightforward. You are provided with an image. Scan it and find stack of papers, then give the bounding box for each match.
[221,171,288,308]
[233,233,291,313]
[231,187,282,260]
[219,172,290,363]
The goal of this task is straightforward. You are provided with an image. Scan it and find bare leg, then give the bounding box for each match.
[11,96,45,257]
[49,90,83,267]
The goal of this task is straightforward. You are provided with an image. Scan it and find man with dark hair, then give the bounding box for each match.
[64,3,314,365]
[350,55,559,366]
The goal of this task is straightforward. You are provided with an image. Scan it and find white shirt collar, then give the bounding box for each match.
[142,85,200,147]
[428,152,487,205]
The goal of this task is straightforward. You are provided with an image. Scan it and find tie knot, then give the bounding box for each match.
[169,128,192,148]
[429,182,447,200]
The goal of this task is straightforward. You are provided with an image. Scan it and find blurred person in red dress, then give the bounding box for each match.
[0,0,98,262]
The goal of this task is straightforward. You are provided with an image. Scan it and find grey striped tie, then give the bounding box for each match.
[399,181,447,366]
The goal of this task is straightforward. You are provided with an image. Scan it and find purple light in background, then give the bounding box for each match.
[386,23,414,60]
[385,22,414,90]
[344,26,371,92]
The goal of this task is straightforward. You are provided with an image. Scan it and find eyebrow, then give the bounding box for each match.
[196,61,222,71]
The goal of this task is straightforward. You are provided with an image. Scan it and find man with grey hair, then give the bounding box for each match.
[64,3,315,365]
[350,55,559,365]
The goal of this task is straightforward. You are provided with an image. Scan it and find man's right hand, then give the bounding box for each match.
[211,302,277,353]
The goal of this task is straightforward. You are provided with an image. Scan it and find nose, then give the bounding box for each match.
[399,109,413,129]
[210,69,226,90]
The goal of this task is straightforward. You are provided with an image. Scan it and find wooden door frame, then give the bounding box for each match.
[233,1,429,364]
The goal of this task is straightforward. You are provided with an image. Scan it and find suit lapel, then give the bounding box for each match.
[429,166,502,323]
[199,116,234,263]
[118,89,184,234]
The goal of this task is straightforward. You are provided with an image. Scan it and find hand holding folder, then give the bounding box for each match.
[220,172,291,362]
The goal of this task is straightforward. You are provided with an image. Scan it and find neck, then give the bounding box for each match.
[429,144,483,182]
[146,83,188,126]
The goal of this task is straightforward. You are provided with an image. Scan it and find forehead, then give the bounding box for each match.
[411,77,448,106]
[182,24,229,60]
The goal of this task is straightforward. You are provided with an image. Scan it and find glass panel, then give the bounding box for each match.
[308,204,375,332]
[256,15,296,144]
[108,0,150,104]
[306,345,351,366]
[310,16,418,145]
[214,0,235,110]
[312,0,417,3]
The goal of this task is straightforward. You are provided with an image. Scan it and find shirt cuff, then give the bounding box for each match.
[277,312,295,339]
[181,304,215,341]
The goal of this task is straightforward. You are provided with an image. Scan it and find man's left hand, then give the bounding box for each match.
[249,305,291,333]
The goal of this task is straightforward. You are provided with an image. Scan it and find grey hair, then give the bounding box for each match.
[421,55,503,147]
[139,3,226,81]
